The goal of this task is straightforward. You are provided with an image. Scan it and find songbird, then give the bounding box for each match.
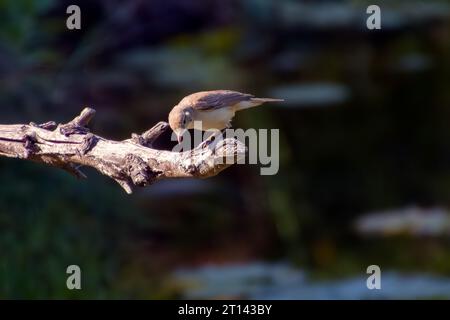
[168,90,283,142]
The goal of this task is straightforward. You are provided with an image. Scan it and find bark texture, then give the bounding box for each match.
[0,108,246,194]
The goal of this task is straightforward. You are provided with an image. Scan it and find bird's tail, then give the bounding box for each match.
[236,97,284,111]
[252,98,285,103]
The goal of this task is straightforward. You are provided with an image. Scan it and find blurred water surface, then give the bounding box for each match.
[173,262,450,299]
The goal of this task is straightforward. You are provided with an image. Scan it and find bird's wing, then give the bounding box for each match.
[192,90,254,111]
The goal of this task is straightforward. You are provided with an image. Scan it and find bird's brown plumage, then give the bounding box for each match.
[180,90,254,111]
[169,90,284,141]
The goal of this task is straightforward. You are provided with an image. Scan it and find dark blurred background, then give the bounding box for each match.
[0,0,450,299]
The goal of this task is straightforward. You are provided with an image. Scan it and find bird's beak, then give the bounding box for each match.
[175,129,185,143]
[176,129,187,143]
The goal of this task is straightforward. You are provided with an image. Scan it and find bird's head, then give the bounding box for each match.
[168,105,194,143]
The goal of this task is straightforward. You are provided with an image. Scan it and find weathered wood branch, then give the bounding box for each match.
[0,108,246,194]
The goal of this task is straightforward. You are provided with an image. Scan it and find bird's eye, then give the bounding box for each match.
[183,112,190,125]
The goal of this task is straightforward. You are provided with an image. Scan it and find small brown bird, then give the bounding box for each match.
[168,90,283,142]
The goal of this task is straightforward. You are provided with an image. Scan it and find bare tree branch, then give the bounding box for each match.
[0,108,246,194]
